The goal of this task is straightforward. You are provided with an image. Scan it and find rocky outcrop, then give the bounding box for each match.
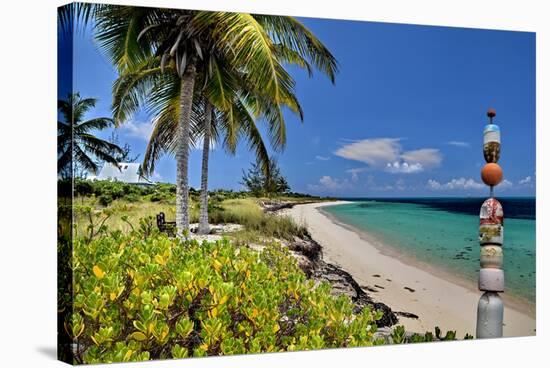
[252,200,402,328]
[286,235,399,328]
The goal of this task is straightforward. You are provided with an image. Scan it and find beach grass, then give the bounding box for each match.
[73,195,308,241]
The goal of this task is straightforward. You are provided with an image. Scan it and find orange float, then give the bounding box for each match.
[481,163,503,186]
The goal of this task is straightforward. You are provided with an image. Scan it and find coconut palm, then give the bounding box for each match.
[112,58,272,234]
[58,93,124,178]
[70,5,338,235]
[111,43,307,234]
[144,94,272,235]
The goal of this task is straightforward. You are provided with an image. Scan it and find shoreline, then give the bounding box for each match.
[317,205,536,316]
[287,201,536,337]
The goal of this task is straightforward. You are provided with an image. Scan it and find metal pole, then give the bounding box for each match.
[476,108,504,338]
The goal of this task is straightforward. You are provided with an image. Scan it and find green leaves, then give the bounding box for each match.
[91,326,115,345]
[130,331,147,342]
[72,228,382,363]
[65,313,85,340]
[391,325,468,344]
[175,317,194,338]
[171,344,189,359]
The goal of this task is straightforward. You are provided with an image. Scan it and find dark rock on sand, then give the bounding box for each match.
[361,285,379,293]
[313,262,398,327]
[395,311,419,319]
[288,235,322,263]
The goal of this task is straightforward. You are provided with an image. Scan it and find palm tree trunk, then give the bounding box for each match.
[175,61,197,237]
[198,101,213,234]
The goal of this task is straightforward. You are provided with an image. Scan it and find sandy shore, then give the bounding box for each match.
[287,201,536,337]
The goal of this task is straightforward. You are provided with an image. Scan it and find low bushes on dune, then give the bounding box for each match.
[64,229,383,364]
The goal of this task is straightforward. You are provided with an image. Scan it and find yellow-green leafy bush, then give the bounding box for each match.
[68,230,382,364]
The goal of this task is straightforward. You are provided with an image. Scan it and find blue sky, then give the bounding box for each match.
[59,15,536,197]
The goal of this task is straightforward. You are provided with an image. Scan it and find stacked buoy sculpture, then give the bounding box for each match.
[476,108,504,338]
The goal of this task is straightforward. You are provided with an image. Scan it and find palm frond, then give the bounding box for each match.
[73,145,99,174]
[111,63,168,123]
[79,134,125,155]
[254,15,339,83]
[94,6,152,71]
[58,2,97,35]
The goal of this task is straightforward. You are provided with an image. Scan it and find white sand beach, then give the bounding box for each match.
[287,201,536,337]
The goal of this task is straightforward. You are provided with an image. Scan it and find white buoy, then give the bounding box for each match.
[480,245,504,268]
[479,268,505,292]
[483,124,501,163]
[479,224,504,246]
[476,292,504,338]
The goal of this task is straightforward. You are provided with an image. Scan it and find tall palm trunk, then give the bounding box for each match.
[175,61,197,237]
[198,101,213,234]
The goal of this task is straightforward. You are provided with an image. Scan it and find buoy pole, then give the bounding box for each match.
[477,108,504,338]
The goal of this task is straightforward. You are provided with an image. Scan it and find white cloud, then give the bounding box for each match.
[500,179,513,189]
[308,176,351,192]
[335,138,401,165]
[400,148,442,168]
[428,178,513,191]
[151,171,163,182]
[315,155,330,161]
[519,176,533,185]
[346,167,369,181]
[427,177,484,191]
[385,161,424,174]
[334,138,442,174]
[119,121,153,141]
[447,141,470,148]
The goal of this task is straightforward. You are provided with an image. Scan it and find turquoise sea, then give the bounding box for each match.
[322,198,536,304]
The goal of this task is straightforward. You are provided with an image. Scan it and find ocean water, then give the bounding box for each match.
[323,198,536,303]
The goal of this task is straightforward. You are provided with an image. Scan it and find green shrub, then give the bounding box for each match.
[75,180,94,197]
[98,194,114,207]
[389,325,473,344]
[150,192,171,202]
[67,231,382,364]
[123,193,141,203]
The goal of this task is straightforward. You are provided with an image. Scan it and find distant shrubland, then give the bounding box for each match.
[68,180,315,241]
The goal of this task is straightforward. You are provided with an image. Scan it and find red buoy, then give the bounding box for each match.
[481,163,503,186]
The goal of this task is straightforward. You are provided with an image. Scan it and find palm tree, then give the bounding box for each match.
[198,101,213,233]
[71,5,338,236]
[143,93,273,235]
[111,51,297,234]
[58,93,124,178]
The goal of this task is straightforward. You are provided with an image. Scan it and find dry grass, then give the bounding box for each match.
[73,195,308,241]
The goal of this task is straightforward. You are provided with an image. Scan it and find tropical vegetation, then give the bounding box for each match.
[241,157,290,197]
[61,201,470,364]
[66,229,382,364]
[58,93,124,178]
[62,4,338,236]
[70,179,312,242]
